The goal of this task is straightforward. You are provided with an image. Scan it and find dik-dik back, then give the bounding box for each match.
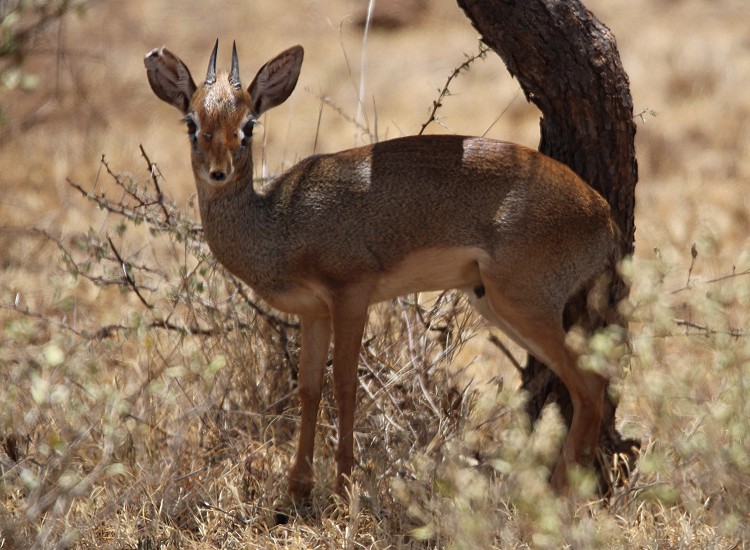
[251,135,615,306]
[145,40,619,500]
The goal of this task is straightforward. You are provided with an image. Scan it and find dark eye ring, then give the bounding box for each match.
[240,119,255,148]
[183,115,198,144]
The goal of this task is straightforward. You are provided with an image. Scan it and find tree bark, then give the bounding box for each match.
[457,0,639,490]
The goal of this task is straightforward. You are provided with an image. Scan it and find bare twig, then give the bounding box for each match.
[418,43,490,135]
[634,107,658,123]
[671,244,750,295]
[61,153,301,343]
[705,266,750,285]
[482,88,522,137]
[1,297,239,340]
[308,91,372,137]
[199,501,248,527]
[139,143,172,224]
[673,318,746,338]
[1,296,125,340]
[685,242,698,288]
[107,236,153,310]
[487,333,524,374]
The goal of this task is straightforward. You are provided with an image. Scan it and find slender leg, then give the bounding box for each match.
[287,315,331,501]
[550,362,607,490]
[476,272,606,490]
[330,289,371,495]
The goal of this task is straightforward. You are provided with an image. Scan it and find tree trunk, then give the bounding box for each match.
[457,0,639,490]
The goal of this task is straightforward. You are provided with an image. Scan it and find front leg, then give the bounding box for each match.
[288,315,331,501]
[331,287,371,495]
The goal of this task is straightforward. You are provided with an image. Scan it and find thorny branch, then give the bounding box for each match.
[38,227,160,290]
[1,296,221,340]
[107,235,153,310]
[7,147,295,341]
[311,93,373,140]
[67,151,204,255]
[666,244,750,337]
[673,318,746,338]
[139,144,172,224]
[671,243,750,295]
[418,43,490,135]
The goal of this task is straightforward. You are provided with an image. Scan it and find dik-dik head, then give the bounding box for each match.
[145,40,303,189]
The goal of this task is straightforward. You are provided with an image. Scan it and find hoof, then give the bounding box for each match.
[272,491,314,525]
[273,508,290,525]
[287,473,314,503]
[550,459,570,494]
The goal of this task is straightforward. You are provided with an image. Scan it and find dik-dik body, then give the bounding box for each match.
[145,41,619,499]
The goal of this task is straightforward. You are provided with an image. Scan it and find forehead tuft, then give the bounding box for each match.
[196,73,249,117]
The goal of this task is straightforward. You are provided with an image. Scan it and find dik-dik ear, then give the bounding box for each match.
[144,46,197,114]
[248,45,304,117]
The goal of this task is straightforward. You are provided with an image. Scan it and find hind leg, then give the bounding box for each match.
[469,273,606,490]
[548,348,607,490]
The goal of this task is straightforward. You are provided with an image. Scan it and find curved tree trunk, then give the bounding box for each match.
[457,0,639,490]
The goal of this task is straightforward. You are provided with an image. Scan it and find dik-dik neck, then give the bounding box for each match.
[194,175,283,289]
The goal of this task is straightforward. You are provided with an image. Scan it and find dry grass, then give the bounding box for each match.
[1,0,750,547]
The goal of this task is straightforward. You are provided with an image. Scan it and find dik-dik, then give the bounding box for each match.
[145,41,620,500]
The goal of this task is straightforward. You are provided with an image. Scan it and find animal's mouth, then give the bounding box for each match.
[200,166,233,188]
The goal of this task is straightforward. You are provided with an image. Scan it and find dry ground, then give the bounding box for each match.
[1,0,749,548]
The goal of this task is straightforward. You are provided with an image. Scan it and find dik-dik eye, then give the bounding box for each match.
[240,119,255,148]
[183,114,199,145]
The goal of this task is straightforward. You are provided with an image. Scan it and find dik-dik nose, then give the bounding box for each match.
[210,169,228,182]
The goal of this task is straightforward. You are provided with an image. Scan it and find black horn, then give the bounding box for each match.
[205,39,219,85]
[229,41,241,90]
